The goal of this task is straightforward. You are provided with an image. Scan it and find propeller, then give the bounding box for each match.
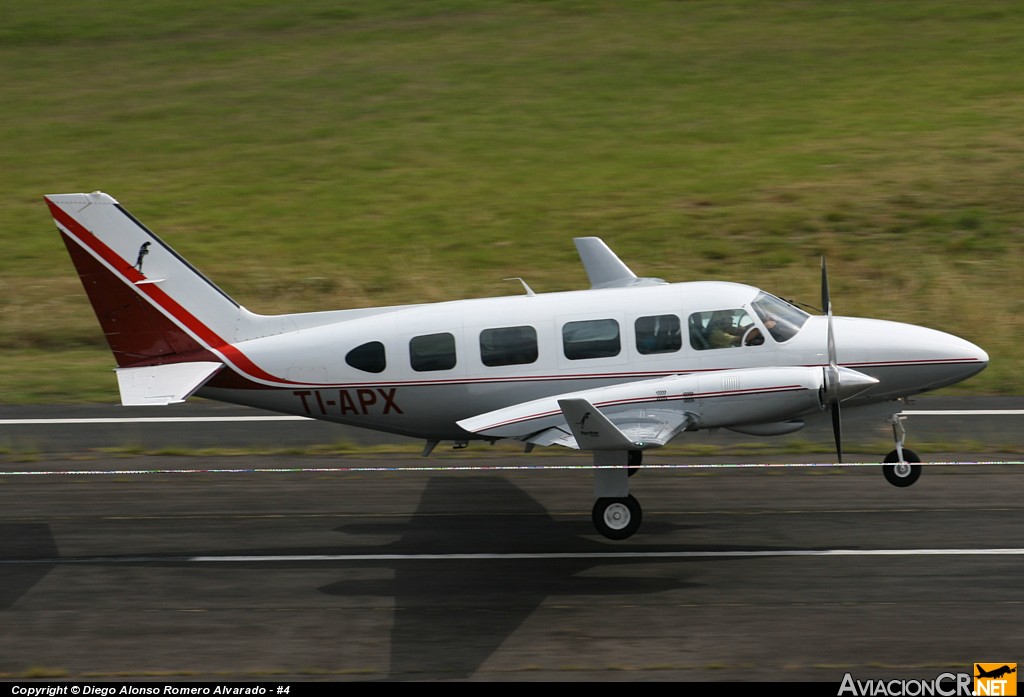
[821,257,843,462]
[820,257,879,463]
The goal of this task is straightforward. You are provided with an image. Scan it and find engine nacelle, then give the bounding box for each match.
[727,420,806,437]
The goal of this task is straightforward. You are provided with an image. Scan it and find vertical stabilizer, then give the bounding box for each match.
[46,192,244,369]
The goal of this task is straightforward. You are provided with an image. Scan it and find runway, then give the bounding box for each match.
[2,448,1022,681]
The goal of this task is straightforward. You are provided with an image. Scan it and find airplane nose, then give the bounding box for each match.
[899,324,988,393]
[966,339,989,366]
[940,331,989,376]
[830,318,989,397]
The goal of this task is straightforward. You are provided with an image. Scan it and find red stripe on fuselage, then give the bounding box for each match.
[471,384,809,431]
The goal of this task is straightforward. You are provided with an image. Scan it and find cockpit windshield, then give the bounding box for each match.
[750,292,809,343]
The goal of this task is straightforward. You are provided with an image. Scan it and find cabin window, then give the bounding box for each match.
[409,332,457,371]
[562,319,620,360]
[480,326,538,367]
[688,310,758,350]
[635,314,681,355]
[345,341,386,374]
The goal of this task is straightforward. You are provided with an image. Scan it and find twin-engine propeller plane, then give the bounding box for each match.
[46,192,989,539]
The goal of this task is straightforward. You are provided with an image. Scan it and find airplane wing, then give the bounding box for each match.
[558,398,693,449]
[510,400,694,450]
[458,367,833,451]
[457,376,698,449]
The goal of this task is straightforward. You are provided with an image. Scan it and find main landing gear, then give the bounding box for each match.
[592,450,644,540]
[883,413,922,487]
[592,495,642,540]
[586,415,930,536]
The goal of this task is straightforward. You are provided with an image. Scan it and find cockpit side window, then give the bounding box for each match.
[688,309,757,350]
[750,292,809,343]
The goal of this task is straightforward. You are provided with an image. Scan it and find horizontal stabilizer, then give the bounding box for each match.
[115,362,223,406]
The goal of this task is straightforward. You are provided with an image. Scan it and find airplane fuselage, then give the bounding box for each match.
[197,280,987,440]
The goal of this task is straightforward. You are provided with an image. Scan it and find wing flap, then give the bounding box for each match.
[605,408,693,446]
[115,361,223,406]
[526,426,577,449]
[522,406,694,450]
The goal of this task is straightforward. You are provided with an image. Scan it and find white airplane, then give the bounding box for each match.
[46,192,989,539]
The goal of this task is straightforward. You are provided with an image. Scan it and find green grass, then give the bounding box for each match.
[2,1,1022,401]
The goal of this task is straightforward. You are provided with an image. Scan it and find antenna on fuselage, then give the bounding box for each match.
[504,277,536,297]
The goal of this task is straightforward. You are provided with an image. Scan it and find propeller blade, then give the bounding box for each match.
[822,256,837,368]
[820,256,830,317]
[827,310,837,369]
[831,398,843,464]
[821,255,842,462]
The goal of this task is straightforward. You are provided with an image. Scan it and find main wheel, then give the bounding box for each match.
[883,448,922,487]
[592,495,642,540]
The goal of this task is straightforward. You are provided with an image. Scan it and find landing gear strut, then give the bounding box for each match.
[592,451,643,540]
[883,413,922,487]
[627,449,642,477]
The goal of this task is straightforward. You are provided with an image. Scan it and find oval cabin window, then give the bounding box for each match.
[345,341,387,374]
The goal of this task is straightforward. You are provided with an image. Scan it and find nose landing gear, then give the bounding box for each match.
[883,413,922,487]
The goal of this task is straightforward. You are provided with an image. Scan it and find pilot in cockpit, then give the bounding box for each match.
[708,312,742,348]
[743,316,776,346]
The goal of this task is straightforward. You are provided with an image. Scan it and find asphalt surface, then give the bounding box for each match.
[2,437,1023,681]
[15,96,1024,683]
[2,395,1023,453]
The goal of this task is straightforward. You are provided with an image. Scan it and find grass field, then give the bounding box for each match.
[1,1,1021,401]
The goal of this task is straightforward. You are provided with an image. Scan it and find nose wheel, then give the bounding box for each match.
[592,495,642,540]
[883,448,921,487]
[883,414,921,487]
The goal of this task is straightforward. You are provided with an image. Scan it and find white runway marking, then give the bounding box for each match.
[3,548,1024,565]
[1,409,1020,426]
[2,461,1023,477]
[900,410,1024,416]
[0,416,310,425]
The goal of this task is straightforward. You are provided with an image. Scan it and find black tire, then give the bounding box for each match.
[592,495,643,540]
[883,448,922,487]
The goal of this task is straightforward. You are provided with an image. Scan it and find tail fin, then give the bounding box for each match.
[46,192,249,403]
